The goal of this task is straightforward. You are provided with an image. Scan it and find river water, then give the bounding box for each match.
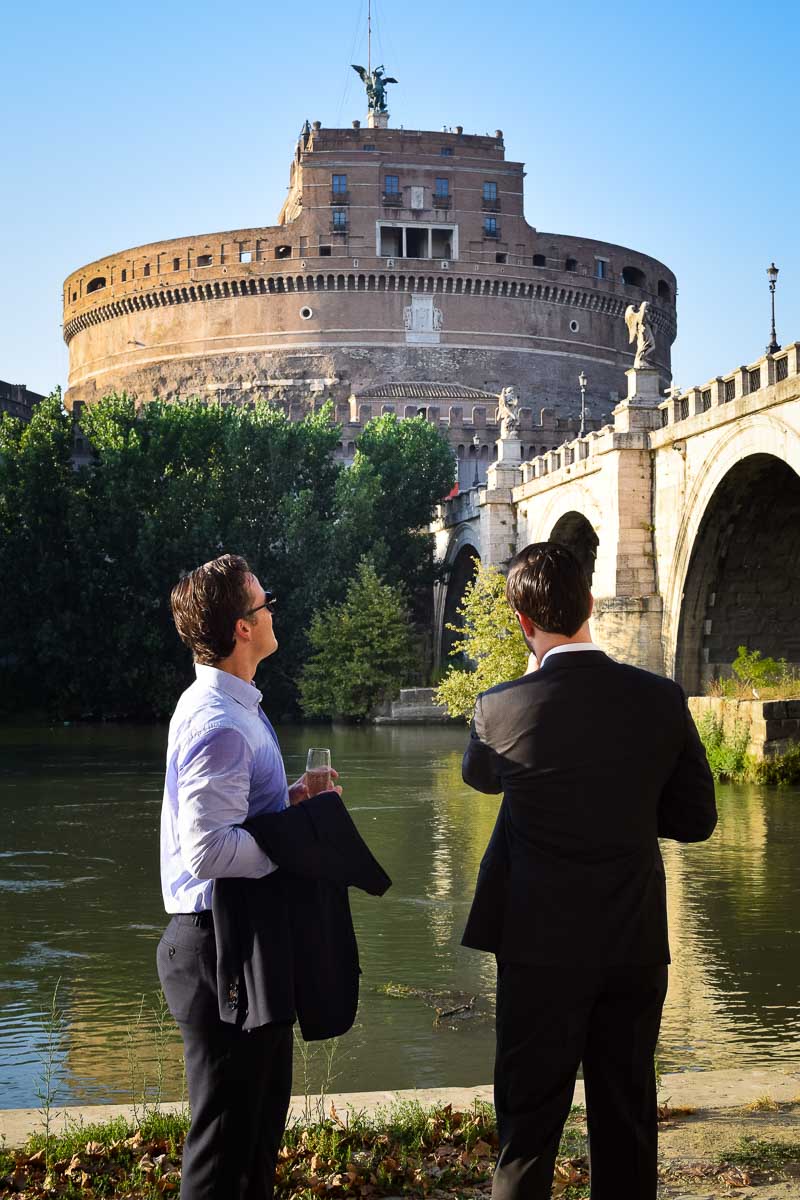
[1,722,798,1109]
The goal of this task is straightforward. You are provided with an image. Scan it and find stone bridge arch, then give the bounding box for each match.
[663,415,800,691]
[521,489,605,589]
[549,511,600,586]
[434,523,482,669]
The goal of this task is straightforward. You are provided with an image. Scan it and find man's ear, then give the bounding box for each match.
[516,611,537,639]
[234,616,252,644]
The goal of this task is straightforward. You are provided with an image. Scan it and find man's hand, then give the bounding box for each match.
[288,768,342,806]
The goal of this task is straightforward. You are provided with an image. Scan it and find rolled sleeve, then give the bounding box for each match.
[177,726,277,880]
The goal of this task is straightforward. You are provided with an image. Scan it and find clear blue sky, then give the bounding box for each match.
[2,0,798,397]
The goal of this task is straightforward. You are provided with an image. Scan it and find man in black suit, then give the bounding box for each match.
[461,542,716,1200]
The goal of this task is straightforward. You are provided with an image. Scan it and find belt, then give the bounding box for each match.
[175,911,213,928]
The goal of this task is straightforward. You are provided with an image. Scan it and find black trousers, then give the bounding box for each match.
[157,915,293,1200]
[492,961,668,1200]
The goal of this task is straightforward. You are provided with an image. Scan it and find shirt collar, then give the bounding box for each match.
[539,642,603,668]
[194,663,263,710]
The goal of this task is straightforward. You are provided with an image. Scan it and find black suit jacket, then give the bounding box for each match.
[462,651,716,966]
[212,792,391,1039]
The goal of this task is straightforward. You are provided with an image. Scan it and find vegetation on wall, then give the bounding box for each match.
[0,394,454,720]
[435,562,528,721]
[707,645,800,700]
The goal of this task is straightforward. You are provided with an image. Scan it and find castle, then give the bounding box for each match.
[62,109,677,487]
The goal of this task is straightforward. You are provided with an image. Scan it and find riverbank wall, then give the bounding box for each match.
[688,696,800,759]
[2,1068,799,1149]
[371,687,457,724]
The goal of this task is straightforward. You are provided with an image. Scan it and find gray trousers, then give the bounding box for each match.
[157,914,293,1200]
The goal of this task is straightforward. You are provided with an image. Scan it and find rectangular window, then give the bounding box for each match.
[239,250,252,263]
[120,270,127,283]
[484,217,498,236]
[776,355,789,382]
[440,146,454,156]
[143,263,151,277]
[197,254,213,267]
[596,259,608,279]
[173,257,181,271]
[319,244,332,256]
[332,209,347,230]
[701,388,712,411]
[483,181,497,201]
[435,177,449,197]
[384,174,399,194]
[748,367,761,393]
[332,173,347,194]
[724,378,736,402]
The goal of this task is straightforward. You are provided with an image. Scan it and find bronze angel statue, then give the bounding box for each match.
[352,64,397,113]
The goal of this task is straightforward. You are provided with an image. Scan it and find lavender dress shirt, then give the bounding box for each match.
[160,664,288,914]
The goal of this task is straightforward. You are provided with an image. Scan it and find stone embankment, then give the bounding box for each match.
[371,687,456,724]
[689,697,800,759]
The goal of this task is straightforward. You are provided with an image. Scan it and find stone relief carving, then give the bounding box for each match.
[624,302,657,368]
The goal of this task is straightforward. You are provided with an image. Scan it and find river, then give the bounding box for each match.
[1,722,798,1109]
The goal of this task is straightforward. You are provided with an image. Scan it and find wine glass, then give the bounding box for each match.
[305,747,332,796]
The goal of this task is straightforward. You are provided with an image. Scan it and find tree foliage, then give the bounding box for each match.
[0,394,454,720]
[435,563,528,721]
[299,559,418,720]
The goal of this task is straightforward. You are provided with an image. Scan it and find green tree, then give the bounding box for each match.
[340,414,456,608]
[0,392,79,714]
[299,559,418,720]
[435,562,528,721]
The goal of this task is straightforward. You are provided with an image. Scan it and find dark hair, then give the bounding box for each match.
[506,542,591,636]
[171,554,254,664]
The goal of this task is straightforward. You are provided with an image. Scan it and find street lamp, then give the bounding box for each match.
[578,371,588,437]
[472,433,480,488]
[766,263,781,355]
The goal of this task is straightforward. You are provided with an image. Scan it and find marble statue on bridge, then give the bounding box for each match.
[497,385,521,438]
[625,301,657,369]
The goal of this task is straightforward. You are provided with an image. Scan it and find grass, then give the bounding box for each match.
[0,1102,592,1199]
[723,1135,800,1169]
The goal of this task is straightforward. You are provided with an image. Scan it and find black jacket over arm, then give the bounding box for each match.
[462,651,716,967]
[212,792,391,1039]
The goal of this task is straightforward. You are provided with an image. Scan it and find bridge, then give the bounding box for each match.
[432,342,800,691]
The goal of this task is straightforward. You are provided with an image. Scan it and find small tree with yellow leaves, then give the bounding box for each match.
[435,562,528,721]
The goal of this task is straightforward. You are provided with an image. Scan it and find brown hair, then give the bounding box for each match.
[170,554,254,664]
[506,542,591,636]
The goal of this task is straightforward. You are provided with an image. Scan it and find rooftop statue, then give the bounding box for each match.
[352,64,398,114]
[624,301,657,369]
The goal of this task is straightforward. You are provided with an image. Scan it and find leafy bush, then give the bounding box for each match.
[709,645,800,699]
[298,560,418,720]
[696,713,750,781]
[435,563,528,721]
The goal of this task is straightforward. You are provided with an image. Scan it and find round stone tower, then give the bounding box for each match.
[63,117,676,474]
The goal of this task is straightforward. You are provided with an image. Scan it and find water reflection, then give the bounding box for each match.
[0,724,798,1108]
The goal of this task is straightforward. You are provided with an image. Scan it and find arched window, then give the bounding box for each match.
[622,266,646,288]
[86,277,106,293]
[658,279,672,302]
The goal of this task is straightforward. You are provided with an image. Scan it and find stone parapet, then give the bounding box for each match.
[688,696,800,759]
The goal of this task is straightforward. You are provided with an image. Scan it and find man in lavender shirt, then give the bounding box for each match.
[157,553,338,1200]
